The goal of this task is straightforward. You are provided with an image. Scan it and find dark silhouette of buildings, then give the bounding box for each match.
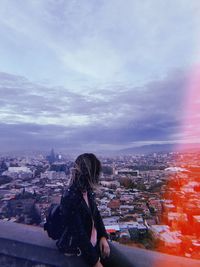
[5,190,41,225]
[46,148,56,164]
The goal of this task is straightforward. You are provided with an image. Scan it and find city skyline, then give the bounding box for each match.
[0,1,200,153]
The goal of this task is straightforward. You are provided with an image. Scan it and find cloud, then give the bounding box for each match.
[0,0,200,88]
[0,1,199,153]
[0,72,104,125]
[0,69,196,153]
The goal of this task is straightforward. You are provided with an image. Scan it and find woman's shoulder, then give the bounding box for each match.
[62,184,81,202]
[60,185,82,215]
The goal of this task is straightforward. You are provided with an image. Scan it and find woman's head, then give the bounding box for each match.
[70,153,101,191]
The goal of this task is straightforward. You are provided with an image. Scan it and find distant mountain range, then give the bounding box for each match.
[1,143,200,157]
[117,143,200,155]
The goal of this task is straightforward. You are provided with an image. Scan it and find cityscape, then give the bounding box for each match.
[0,149,200,260]
[1,1,200,266]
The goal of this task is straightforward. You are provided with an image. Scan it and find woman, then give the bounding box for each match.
[58,153,110,267]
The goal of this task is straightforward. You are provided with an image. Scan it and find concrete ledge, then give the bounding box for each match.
[0,220,88,267]
[0,220,199,267]
[113,243,200,267]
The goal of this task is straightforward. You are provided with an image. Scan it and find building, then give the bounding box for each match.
[116,169,139,176]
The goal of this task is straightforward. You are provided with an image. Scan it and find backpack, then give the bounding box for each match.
[44,203,65,240]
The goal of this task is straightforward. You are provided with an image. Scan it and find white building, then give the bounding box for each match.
[3,166,33,180]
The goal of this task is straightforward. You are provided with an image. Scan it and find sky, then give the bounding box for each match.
[0,0,200,154]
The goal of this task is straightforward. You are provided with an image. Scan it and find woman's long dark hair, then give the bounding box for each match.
[70,153,101,191]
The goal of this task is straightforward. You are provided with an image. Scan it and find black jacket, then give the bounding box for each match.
[58,184,108,266]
